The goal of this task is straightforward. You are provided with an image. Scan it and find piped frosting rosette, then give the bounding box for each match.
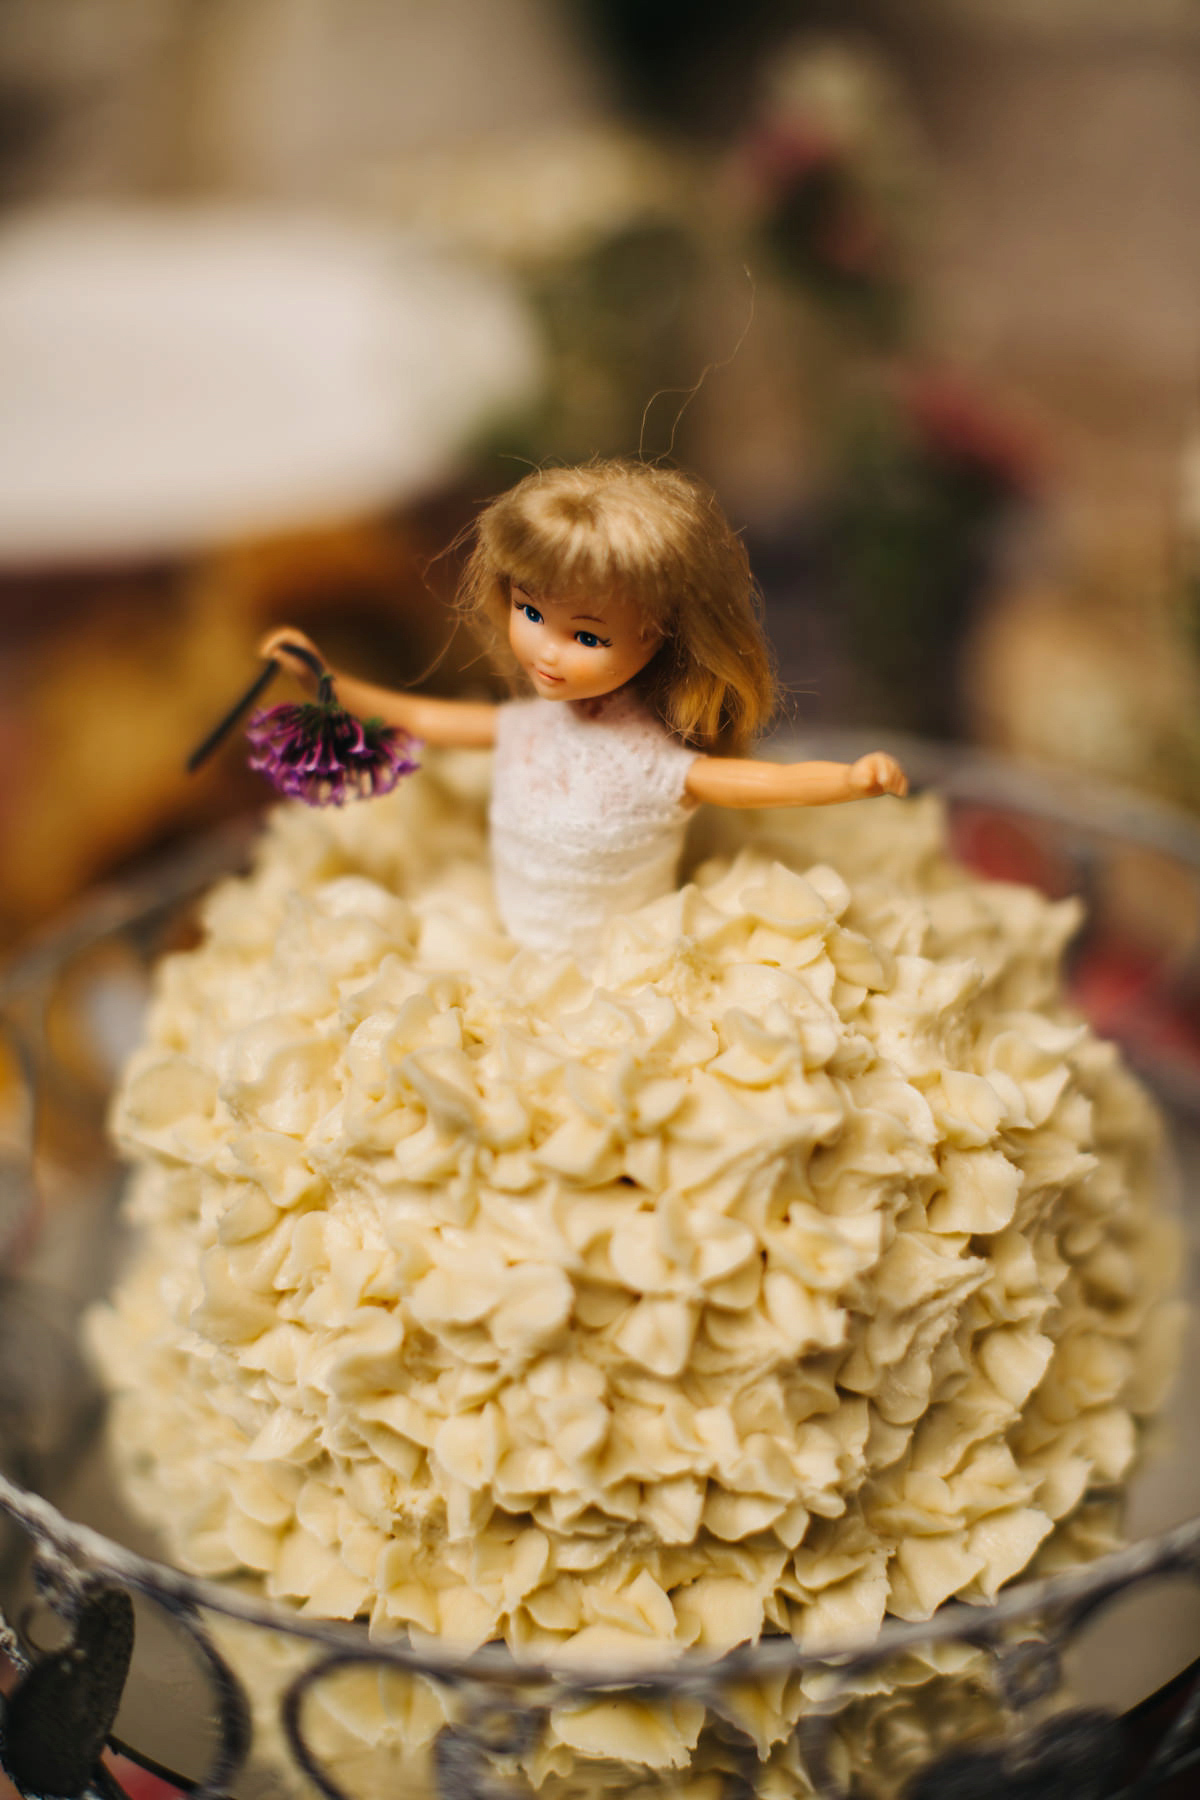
[89,759,1178,1781]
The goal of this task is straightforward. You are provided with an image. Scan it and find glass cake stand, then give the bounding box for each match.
[0,741,1198,1800]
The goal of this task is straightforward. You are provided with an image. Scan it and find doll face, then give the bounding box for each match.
[508,581,661,702]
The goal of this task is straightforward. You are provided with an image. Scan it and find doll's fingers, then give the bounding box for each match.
[877,762,907,797]
[258,627,323,682]
[258,625,309,658]
[853,753,907,797]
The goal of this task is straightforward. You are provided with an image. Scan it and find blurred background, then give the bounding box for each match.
[1,0,1200,947]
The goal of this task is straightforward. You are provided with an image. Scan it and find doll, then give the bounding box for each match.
[259,460,907,956]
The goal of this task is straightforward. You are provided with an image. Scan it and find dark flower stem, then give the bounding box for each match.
[186,643,325,774]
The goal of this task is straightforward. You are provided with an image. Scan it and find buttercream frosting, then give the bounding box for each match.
[88,756,1178,1786]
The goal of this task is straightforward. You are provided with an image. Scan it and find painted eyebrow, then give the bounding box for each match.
[571,614,607,625]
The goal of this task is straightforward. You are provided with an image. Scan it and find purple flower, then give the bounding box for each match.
[246,678,420,806]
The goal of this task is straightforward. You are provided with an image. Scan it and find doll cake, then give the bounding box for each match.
[89,462,1177,1785]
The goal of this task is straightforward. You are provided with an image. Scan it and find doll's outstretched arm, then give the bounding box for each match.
[685,750,907,809]
[258,628,499,749]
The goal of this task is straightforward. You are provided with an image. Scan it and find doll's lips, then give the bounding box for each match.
[534,668,564,683]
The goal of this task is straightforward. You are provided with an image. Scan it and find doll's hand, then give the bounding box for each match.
[849,752,908,798]
[258,626,325,689]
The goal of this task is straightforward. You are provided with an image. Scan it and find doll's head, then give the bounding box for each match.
[459,460,775,752]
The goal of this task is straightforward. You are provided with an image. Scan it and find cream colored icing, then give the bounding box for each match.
[89,756,1178,1783]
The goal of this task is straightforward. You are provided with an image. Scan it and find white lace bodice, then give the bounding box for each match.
[489,689,697,955]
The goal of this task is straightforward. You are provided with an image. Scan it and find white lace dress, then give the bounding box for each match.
[489,687,698,955]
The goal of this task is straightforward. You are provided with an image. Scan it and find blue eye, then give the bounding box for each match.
[519,602,543,625]
[575,630,603,648]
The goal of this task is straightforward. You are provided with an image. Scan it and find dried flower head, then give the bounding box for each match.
[246,676,420,806]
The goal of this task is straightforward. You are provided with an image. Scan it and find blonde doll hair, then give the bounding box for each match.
[458,460,776,754]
